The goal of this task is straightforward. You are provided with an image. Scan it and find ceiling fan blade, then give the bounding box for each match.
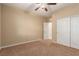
[35,7,40,11]
[47,3,56,5]
[44,8,48,12]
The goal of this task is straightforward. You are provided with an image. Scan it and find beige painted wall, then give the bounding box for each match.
[54,4,79,18]
[50,4,79,43]
[0,5,1,47]
[2,5,47,47]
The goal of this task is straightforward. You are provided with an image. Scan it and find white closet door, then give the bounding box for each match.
[71,15,79,49]
[57,17,70,47]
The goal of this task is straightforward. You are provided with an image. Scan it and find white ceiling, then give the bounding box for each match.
[4,3,72,17]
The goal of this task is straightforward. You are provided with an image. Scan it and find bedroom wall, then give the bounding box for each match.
[50,4,79,42]
[0,4,1,48]
[2,5,47,47]
[54,4,79,18]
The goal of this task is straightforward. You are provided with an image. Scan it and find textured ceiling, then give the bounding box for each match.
[4,3,72,17]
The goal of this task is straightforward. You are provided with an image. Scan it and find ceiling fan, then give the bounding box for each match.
[35,3,56,12]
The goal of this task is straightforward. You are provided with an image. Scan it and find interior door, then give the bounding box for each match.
[57,17,70,47]
[44,23,49,39]
[44,22,52,39]
[48,22,52,39]
[71,15,79,49]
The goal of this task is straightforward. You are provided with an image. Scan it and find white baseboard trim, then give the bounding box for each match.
[1,39,41,49]
[56,42,79,49]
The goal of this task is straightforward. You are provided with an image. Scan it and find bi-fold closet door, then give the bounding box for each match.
[57,15,79,49]
[57,17,70,47]
[71,15,79,49]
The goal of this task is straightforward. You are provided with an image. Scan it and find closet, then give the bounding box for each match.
[57,15,79,49]
[57,17,70,47]
[71,15,79,49]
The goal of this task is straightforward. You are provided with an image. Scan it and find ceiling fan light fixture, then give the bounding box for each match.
[41,5,45,8]
[35,3,55,12]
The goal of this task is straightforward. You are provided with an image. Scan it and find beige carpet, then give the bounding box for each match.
[0,40,79,56]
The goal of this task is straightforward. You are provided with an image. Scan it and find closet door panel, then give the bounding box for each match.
[57,17,70,47]
[71,16,79,49]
